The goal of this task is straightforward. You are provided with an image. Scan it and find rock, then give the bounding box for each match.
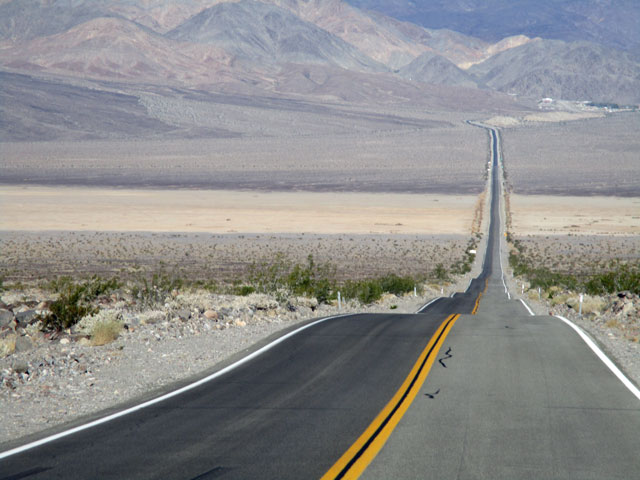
[621,302,635,316]
[138,311,165,325]
[16,309,38,326]
[70,334,90,343]
[249,294,279,311]
[59,338,70,345]
[293,297,318,309]
[14,335,34,353]
[175,309,191,321]
[0,309,14,328]
[204,310,218,320]
[234,320,247,327]
[12,361,29,374]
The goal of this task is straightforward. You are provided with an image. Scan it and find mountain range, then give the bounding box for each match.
[1,0,638,140]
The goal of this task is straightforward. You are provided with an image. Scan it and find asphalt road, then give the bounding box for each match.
[2,125,639,479]
[361,127,640,479]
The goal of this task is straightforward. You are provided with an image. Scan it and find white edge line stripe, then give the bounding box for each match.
[0,313,351,460]
[416,297,441,313]
[555,316,640,401]
[519,299,534,316]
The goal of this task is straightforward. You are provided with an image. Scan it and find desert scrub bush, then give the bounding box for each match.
[130,273,184,310]
[584,261,640,295]
[46,275,120,296]
[75,310,121,334]
[380,274,417,296]
[248,254,337,304]
[342,279,384,304]
[510,239,639,295]
[235,285,256,296]
[41,281,99,332]
[433,263,449,281]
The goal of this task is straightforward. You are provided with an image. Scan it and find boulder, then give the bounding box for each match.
[204,310,218,320]
[14,335,34,353]
[12,360,29,374]
[0,309,14,328]
[16,309,39,326]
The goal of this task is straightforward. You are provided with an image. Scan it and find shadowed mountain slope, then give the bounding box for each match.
[346,0,640,53]
[166,0,385,72]
[398,52,478,88]
[469,39,640,104]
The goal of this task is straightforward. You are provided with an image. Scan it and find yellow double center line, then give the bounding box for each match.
[321,313,460,480]
[471,278,489,315]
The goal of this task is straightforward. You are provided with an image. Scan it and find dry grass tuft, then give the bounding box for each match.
[0,335,16,358]
[90,320,122,346]
[605,318,620,329]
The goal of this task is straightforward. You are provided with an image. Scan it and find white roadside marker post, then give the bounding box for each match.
[338,291,342,311]
[579,293,584,316]
[441,286,444,295]
[538,287,541,300]
[521,284,524,295]
[414,286,417,297]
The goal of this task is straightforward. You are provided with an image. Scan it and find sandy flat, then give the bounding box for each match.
[0,186,477,235]
[510,194,640,236]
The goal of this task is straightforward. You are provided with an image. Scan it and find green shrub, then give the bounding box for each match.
[131,273,183,309]
[433,264,449,281]
[380,274,415,295]
[41,282,98,332]
[342,279,383,304]
[235,285,256,296]
[509,239,638,295]
[584,262,640,295]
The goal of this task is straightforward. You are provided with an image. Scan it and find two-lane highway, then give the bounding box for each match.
[2,123,639,479]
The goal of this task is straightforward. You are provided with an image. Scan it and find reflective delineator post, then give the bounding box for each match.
[414,286,417,297]
[338,291,342,311]
[579,293,584,316]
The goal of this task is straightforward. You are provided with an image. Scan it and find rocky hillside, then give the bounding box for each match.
[1,0,638,141]
[469,39,640,104]
[347,0,640,53]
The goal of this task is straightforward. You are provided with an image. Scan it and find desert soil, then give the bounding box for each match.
[500,112,640,196]
[0,186,477,235]
[509,194,640,236]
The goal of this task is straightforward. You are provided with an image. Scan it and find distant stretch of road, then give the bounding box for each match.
[1,125,638,479]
